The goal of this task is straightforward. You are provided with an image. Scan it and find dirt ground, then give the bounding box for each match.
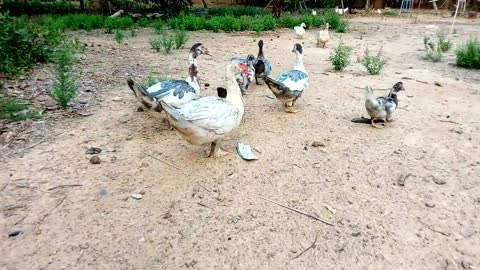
[1,13,480,269]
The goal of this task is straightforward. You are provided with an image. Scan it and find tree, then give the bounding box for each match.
[88,0,108,13]
[273,0,282,18]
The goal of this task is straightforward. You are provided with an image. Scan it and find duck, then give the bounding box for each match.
[230,54,256,95]
[127,43,210,115]
[263,43,309,113]
[294,23,306,39]
[316,23,330,48]
[160,61,247,158]
[253,40,272,85]
[312,9,317,15]
[335,6,349,14]
[365,82,405,128]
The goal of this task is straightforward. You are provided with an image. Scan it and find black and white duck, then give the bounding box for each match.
[230,54,256,95]
[253,40,272,85]
[127,43,210,114]
[364,82,405,128]
[263,43,309,113]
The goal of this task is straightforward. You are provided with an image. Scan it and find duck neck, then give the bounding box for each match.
[258,43,264,58]
[188,51,198,66]
[293,52,305,72]
[226,69,244,116]
[186,63,199,91]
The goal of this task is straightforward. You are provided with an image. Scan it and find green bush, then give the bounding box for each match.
[0,1,77,16]
[105,17,134,33]
[0,95,40,121]
[325,11,347,32]
[278,14,301,29]
[137,17,151,28]
[436,30,452,52]
[424,36,442,62]
[456,38,480,69]
[206,6,268,17]
[153,19,165,34]
[150,36,163,52]
[0,13,62,77]
[329,41,351,70]
[206,16,223,32]
[115,29,124,44]
[62,14,104,31]
[362,47,386,75]
[161,35,175,54]
[51,46,78,108]
[173,30,189,49]
[383,10,398,16]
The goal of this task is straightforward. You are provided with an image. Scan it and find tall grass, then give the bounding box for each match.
[0,95,40,121]
[456,38,480,69]
[51,46,78,108]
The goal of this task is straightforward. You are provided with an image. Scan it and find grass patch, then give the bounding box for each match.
[173,30,189,49]
[150,36,163,52]
[436,30,452,52]
[161,35,175,54]
[383,10,398,16]
[206,6,269,17]
[51,46,78,108]
[456,38,480,69]
[115,29,125,44]
[329,41,351,70]
[424,36,442,62]
[0,95,40,121]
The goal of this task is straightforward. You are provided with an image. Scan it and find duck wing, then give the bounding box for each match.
[147,80,198,108]
[127,78,160,111]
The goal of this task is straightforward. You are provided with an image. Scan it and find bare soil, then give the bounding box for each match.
[1,14,480,269]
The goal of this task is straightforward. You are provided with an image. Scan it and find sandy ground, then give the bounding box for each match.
[1,14,480,269]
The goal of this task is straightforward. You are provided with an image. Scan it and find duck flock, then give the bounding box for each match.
[127,33,404,158]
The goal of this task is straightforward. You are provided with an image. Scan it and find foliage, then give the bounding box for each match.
[436,30,451,52]
[51,46,78,108]
[0,13,62,77]
[173,30,189,49]
[60,14,105,31]
[137,17,151,28]
[424,36,442,62]
[362,47,386,75]
[104,17,134,33]
[115,29,124,44]
[150,36,163,52]
[0,1,77,16]
[0,95,40,121]
[130,27,138,37]
[455,38,480,69]
[325,11,347,33]
[329,41,351,70]
[153,19,165,34]
[145,74,170,87]
[383,10,398,16]
[161,35,175,53]
[206,6,269,17]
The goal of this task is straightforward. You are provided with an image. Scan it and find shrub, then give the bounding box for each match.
[206,16,223,32]
[456,38,480,69]
[173,30,189,49]
[436,30,452,52]
[0,13,62,77]
[150,36,163,52]
[51,47,78,108]
[130,27,138,37]
[115,29,124,44]
[0,95,40,121]
[424,37,442,62]
[0,1,77,16]
[207,6,268,17]
[362,47,386,75]
[137,17,151,28]
[153,19,165,34]
[105,17,134,33]
[161,35,175,54]
[261,15,277,31]
[383,10,398,16]
[325,11,347,32]
[329,41,351,70]
[62,14,104,31]
[278,14,301,29]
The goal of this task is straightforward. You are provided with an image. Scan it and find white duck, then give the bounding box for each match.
[263,44,309,113]
[316,23,330,48]
[335,6,349,14]
[312,9,317,15]
[294,23,306,39]
[161,62,248,158]
[127,43,210,115]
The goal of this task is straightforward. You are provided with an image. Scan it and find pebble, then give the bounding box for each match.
[434,81,442,87]
[85,147,102,155]
[431,176,446,185]
[112,96,122,101]
[136,106,144,112]
[89,156,101,164]
[351,231,361,237]
[460,226,475,238]
[311,141,326,147]
[425,202,436,208]
[131,194,143,200]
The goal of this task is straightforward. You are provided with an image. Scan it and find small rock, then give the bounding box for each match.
[131,194,143,200]
[139,237,145,242]
[430,175,446,185]
[136,106,144,112]
[89,156,101,164]
[112,96,122,101]
[434,81,442,87]
[85,147,102,155]
[425,202,436,208]
[8,230,22,237]
[313,163,321,168]
[351,231,361,237]
[79,243,90,249]
[311,141,326,147]
[460,226,475,238]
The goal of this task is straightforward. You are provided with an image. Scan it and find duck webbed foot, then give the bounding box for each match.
[205,142,229,158]
[371,118,386,128]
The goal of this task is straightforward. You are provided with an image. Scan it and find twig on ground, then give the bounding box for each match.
[145,153,182,170]
[439,120,460,124]
[197,202,212,209]
[38,196,67,223]
[291,235,318,260]
[259,197,334,226]
[47,184,83,191]
[418,218,451,236]
[199,184,212,192]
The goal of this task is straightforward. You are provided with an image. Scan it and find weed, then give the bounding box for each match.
[0,95,40,121]
[173,30,189,49]
[206,6,268,17]
[105,17,134,33]
[130,27,138,37]
[115,29,125,44]
[424,36,442,62]
[153,19,165,34]
[362,47,386,75]
[383,10,398,16]
[150,36,163,52]
[436,30,452,52]
[325,11,347,32]
[456,38,480,69]
[51,47,78,108]
[329,41,351,70]
[137,17,151,28]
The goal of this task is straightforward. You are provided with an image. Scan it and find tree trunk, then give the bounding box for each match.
[273,0,282,18]
[201,0,208,8]
[80,0,85,12]
[88,0,108,13]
